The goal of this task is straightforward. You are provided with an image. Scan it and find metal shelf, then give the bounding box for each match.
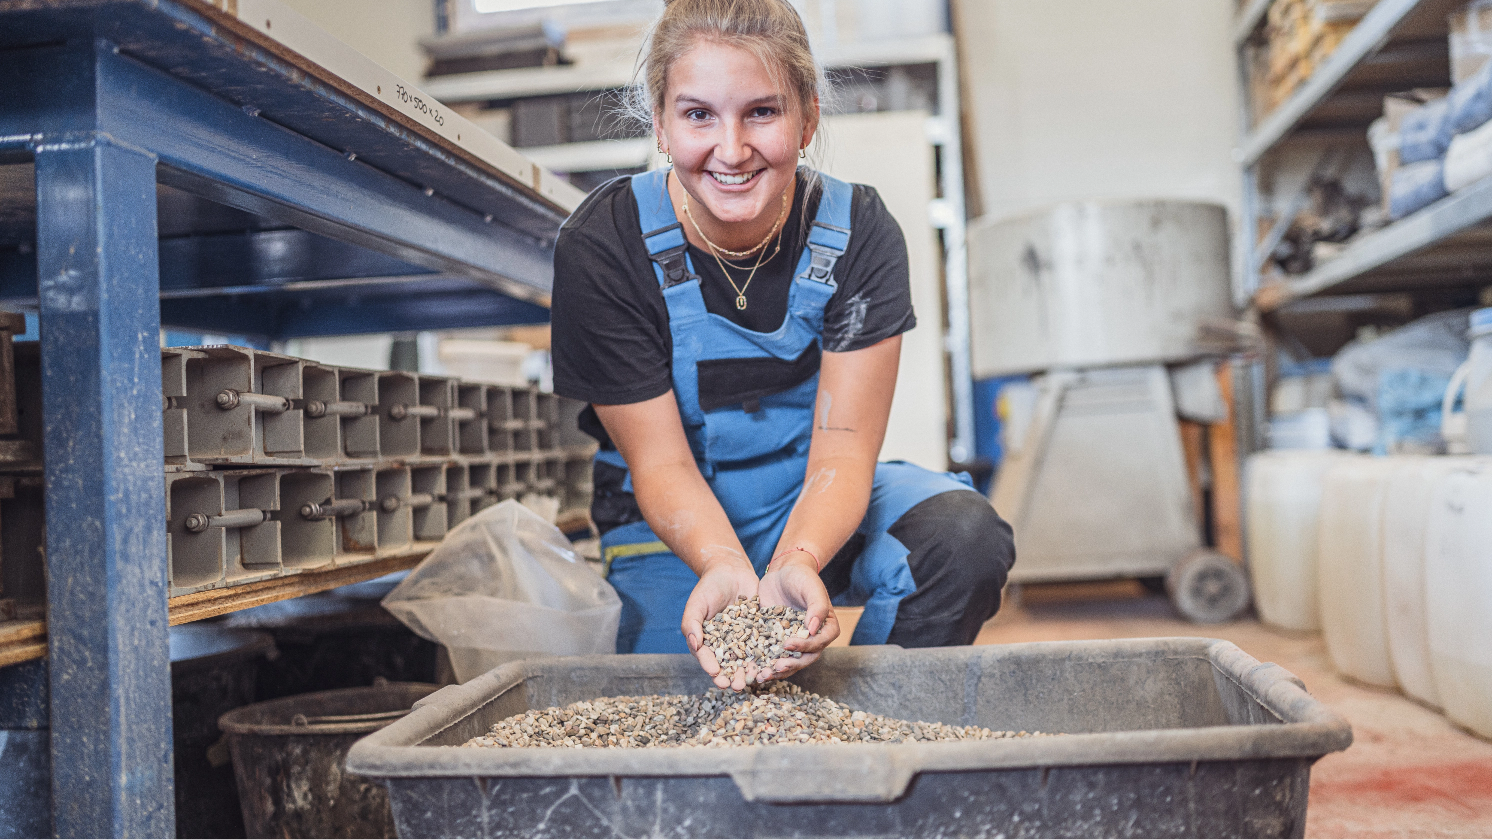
[1233,0,1492,309]
[0,0,586,834]
[422,34,960,104]
[0,619,44,669]
[0,550,430,668]
[1234,0,1274,46]
[1,0,587,340]
[1238,0,1455,166]
[1262,172,1492,309]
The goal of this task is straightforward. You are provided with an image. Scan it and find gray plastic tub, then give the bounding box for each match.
[346,639,1352,838]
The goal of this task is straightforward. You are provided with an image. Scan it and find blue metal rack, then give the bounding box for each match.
[0,1,577,834]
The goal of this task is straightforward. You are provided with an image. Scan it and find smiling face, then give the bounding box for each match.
[656,39,818,243]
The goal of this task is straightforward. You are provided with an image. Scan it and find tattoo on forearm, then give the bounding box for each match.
[815,392,855,432]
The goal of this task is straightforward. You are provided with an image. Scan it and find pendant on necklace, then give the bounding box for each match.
[736,295,748,310]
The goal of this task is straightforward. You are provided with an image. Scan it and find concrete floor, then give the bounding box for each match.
[945,580,1492,839]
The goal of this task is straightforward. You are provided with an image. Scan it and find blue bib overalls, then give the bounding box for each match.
[600,169,975,653]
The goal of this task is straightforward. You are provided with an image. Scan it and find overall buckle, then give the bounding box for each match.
[805,244,841,284]
[649,245,696,289]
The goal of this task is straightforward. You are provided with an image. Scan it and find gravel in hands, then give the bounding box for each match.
[462,681,1042,749]
[702,595,807,685]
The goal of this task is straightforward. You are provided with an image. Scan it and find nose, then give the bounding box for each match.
[714,118,751,168]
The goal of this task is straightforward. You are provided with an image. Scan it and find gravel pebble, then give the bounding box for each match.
[702,595,806,684]
[462,681,1043,749]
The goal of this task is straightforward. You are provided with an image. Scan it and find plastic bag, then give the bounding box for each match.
[1445,115,1492,192]
[1377,368,1454,454]
[1398,97,1452,164]
[1332,309,1473,453]
[1332,309,1472,412]
[382,500,620,683]
[1387,158,1448,219]
[1450,58,1492,135]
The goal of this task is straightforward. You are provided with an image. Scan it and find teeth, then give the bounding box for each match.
[711,171,755,186]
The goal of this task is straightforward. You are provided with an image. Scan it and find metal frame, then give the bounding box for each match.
[0,1,583,833]
[1231,0,1461,307]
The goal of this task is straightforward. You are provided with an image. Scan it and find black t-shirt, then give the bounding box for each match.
[550,169,916,407]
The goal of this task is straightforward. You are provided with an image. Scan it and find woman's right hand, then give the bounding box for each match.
[681,550,761,691]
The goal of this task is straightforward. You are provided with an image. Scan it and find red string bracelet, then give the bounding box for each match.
[768,546,820,572]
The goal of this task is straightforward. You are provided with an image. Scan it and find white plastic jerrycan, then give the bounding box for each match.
[1442,306,1492,454]
[1424,458,1492,738]
[1245,450,1352,632]
[1317,456,1399,688]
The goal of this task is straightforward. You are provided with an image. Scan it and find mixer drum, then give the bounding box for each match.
[967,200,1233,378]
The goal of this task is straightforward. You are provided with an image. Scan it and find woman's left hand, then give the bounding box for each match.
[757,551,839,682]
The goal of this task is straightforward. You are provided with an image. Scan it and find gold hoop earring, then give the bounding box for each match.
[799,148,806,159]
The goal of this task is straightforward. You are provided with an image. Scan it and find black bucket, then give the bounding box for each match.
[218,681,438,839]
[170,624,277,839]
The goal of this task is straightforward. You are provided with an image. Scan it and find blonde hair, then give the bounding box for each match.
[629,0,828,144]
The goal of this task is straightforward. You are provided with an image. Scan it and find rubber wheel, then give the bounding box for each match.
[1166,550,1251,624]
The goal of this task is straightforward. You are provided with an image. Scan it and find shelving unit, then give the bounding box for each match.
[1235,0,1492,313]
[0,0,583,834]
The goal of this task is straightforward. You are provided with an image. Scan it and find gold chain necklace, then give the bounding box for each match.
[683,187,789,259]
[703,220,782,310]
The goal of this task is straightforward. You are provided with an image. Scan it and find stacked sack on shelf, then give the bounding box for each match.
[1372,89,1451,220]
[1373,0,1492,218]
[1248,0,1377,118]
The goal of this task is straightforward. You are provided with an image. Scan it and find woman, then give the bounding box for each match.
[551,0,1014,691]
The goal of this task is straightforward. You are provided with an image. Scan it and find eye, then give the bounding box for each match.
[750,106,778,119]
[686,108,711,122]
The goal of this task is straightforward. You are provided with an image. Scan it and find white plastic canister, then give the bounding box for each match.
[1317,457,1398,687]
[1245,450,1350,632]
[1424,458,1492,738]
[1381,456,1472,709]
[1467,308,1492,454]
[1444,307,1492,454]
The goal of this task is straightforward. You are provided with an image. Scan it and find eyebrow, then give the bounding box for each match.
[674,94,786,109]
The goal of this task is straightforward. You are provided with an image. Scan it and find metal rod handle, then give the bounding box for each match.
[305,400,369,419]
[216,389,292,413]
[379,492,438,513]
[387,403,441,421]
[446,407,478,421]
[299,498,369,520]
[183,508,270,533]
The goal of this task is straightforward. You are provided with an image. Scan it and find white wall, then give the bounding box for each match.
[278,0,434,82]
[954,0,1241,223]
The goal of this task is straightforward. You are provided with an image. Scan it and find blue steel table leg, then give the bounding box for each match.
[35,135,173,836]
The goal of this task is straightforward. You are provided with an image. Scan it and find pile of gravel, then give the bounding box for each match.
[462,681,1039,749]
[702,596,807,684]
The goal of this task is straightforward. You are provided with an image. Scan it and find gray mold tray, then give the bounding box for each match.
[346,638,1351,838]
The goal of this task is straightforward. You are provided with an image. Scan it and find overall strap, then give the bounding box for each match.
[631,169,697,290]
[796,173,854,287]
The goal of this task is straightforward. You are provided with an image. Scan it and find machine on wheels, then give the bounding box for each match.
[968,200,1251,623]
